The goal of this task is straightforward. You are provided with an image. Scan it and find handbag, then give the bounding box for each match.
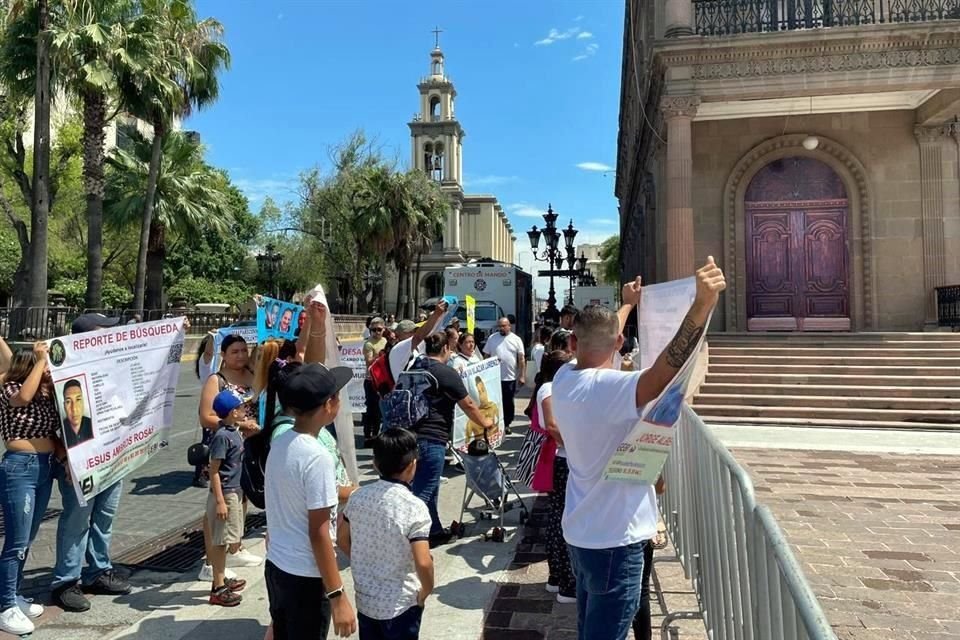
[187,441,209,466]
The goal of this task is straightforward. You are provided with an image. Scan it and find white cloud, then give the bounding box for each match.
[507,202,549,218]
[589,218,617,226]
[573,42,599,61]
[574,15,584,21]
[464,174,520,188]
[535,26,581,46]
[234,176,299,206]
[577,31,593,39]
[576,161,614,172]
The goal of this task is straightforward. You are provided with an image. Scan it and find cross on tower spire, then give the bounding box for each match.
[432,26,443,49]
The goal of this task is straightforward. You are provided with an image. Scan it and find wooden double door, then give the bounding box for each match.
[745,157,851,331]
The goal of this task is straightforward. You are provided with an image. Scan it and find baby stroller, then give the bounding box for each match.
[450,440,529,543]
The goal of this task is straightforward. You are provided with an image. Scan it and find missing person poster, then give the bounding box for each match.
[47,318,186,505]
[637,277,696,369]
[257,295,305,342]
[451,357,504,452]
[339,339,367,414]
[604,312,712,484]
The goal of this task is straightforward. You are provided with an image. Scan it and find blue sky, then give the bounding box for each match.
[190,0,624,267]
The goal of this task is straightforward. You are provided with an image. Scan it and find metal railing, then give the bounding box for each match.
[659,406,836,640]
[936,285,960,329]
[694,0,960,36]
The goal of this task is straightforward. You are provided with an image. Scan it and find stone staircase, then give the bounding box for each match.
[692,333,960,429]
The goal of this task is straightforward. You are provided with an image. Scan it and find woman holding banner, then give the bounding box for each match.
[448,332,482,374]
[295,284,359,484]
[0,343,61,635]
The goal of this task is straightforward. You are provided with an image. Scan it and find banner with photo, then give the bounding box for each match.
[339,339,367,414]
[451,357,504,452]
[604,311,712,484]
[46,318,186,505]
[257,296,305,342]
[637,277,696,369]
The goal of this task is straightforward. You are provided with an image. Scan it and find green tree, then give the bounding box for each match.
[598,234,620,286]
[105,126,232,311]
[49,0,158,308]
[119,0,229,314]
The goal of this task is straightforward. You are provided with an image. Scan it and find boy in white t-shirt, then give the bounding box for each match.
[552,258,725,640]
[265,364,358,639]
[339,428,434,639]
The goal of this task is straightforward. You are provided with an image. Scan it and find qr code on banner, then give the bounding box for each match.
[167,343,183,364]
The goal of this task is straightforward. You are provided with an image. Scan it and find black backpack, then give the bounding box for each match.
[241,415,290,509]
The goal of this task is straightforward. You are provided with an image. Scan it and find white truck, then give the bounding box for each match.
[573,285,618,310]
[443,261,533,347]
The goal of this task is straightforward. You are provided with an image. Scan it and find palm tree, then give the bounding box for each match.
[119,0,229,315]
[50,0,155,309]
[105,127,232,311]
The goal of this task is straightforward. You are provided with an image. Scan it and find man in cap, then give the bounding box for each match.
[265,363,358,639]
[52,313,129,613]
[388,303,448,382]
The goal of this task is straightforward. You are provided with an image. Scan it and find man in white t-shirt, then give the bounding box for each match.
[265,364,358,639]
[552,257,725,640]
[483,317,526,435]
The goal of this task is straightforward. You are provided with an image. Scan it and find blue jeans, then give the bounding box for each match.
[0,452,55,609]
[52,462,123,589]
[568,541,649,640]
[410,439,446,536]
[358,605,423,640]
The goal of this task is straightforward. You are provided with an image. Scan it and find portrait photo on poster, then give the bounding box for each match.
[278,305,295,336]
[56,374,95,449]
[266,301,280,330]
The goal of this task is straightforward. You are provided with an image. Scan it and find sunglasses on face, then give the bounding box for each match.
[371,327,384,333]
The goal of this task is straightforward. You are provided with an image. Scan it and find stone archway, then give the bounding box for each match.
[722,135,875,331]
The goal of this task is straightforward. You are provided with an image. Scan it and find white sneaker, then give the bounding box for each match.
[545,583,560,594]
[556,592,577,604]
[0,605,35,635]
[16,595,43,618]
[197,564,238,581]
[226,548,263,567]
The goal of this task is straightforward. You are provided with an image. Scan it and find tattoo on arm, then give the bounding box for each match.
[665,317,704,368]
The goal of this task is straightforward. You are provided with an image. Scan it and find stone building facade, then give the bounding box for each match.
[616,0,960,331]
[383,44,516,314]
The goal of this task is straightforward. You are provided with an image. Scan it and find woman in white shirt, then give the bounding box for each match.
[530,326,552,382]
[448,332,483,373]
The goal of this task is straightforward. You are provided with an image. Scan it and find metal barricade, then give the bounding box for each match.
[660,406,836,640]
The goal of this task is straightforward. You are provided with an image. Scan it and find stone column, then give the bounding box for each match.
[662,96,699,281]
[664,0,694,37]
[915,125,952,325]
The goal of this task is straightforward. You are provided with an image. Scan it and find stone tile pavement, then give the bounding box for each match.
[481,497,707,640]
[734,448,960,640]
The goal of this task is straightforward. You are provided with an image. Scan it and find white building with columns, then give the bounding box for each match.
[383,43,516,315]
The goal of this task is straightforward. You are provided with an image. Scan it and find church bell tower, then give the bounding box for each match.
[409,30,465,258]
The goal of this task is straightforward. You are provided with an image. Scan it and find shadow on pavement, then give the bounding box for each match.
[129,471,196,496]
[113,614,266,640]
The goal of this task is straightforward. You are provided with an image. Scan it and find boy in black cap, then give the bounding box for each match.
[265,363,357,639]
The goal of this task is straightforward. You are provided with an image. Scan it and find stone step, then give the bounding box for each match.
[709,340,960,350]
[708,363,960,375]
[703,372,960,387]
[699,383,960,398]
[691,403,960,424]
[694,393,960,411]
[710,345,960,363]
[710,332,960,341]
[698,415,960,430]
[710,353,960,366]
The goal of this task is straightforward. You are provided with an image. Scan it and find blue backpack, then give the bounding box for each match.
[380,356,438,431]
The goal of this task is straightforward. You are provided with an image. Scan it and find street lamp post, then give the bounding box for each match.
[256,243,283,298]
[527,205,591,323]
